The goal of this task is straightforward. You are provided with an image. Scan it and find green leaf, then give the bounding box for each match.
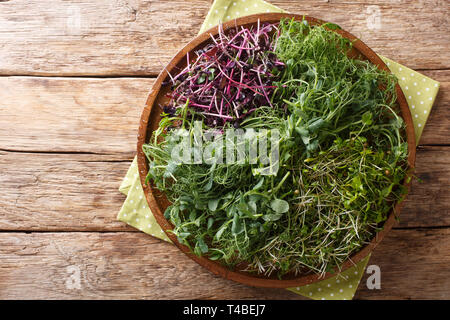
[207,217,214,229]
[295,126,308,136]
[300,225,308,235]
[178,232,191,238]
[208,253,222,261]
[164,206,172,219]
[262,213,282,222]
[308,118,325,132]
[237,202,251,216]
[295,126,311,145]
[351,175,364,191]
[248,194,262,203]
[270,199,289,214]
[163,161,178,178]
[382,183,394,197]
[231,213,244,235]
[248,201,257,214]
[203,177,213,191]
[197,73,206,84]
[362,111,373,125]
[299,92,307,104]
[322,22,342,30]
[208,199,219,211]
[306,139,319,152]
[197,237,208,253]
[208,68,216,81]
[215,222,229,240]
[189,210,197,221]
[252,177,265,190]
[301,135,311,145]
[390,117,404,129]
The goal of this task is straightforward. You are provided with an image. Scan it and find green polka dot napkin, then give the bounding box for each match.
[379,57,439,143]
[117,0,440,300]
[287,255,370,300]
[119,157,171,243]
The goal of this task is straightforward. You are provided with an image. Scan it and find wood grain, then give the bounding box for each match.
[0,72,448,156]
[356,228,450,299]
[0,77,154,155]
[0,0,448,76]
[0,146,448,231]
[0,231,300,300]
[0,228,448,299]
[0,0,210,76]
[401,146,450,228]
[0,0,448,300]
[0,151,133,231]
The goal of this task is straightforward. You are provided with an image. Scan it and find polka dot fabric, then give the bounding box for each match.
[380,57,439,144]
[118,158,171,243]
[199,0,284,33]
[117,0,440,300]
[287,255,370,300]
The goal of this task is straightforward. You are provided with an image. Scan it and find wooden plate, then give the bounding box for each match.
[136,13,416,288]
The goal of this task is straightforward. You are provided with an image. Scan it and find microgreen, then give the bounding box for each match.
[162,22,283,129]
[143,18,409,278]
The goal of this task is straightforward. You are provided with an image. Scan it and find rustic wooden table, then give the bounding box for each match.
[0,0,449,300]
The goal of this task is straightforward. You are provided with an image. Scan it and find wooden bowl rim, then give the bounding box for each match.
[136,13,416,288]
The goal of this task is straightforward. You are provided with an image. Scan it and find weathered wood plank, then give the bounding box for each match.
[0,72,448,156]
[0,146,448,231]
[0,152,134,231]
[0,231,301,300]
[0,77,154,155]
[0,0,447,301]
[0,0,448,76]
[0,0,210,76]
[0,228,448,299]
[401,146,450,228]
[356,228,450,299]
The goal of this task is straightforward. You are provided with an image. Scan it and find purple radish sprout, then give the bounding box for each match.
[161,20,284,128]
